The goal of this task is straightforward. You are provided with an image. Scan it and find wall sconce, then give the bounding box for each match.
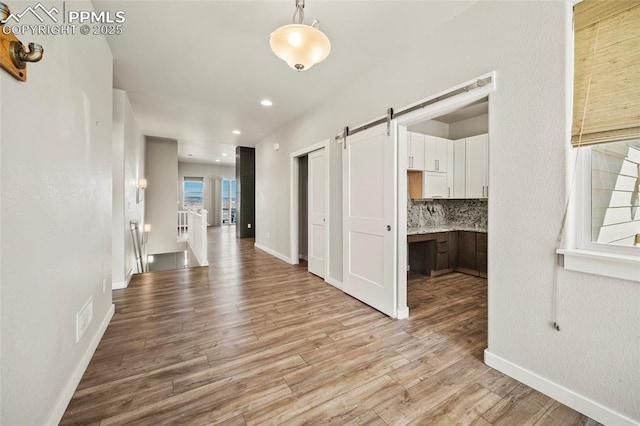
[137,178,147,203]
[143,223,151,244]
[0,2,45,82]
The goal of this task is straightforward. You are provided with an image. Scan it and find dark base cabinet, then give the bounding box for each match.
[457,231,477,273]
[476,232,487,278]
[408,230,487,278]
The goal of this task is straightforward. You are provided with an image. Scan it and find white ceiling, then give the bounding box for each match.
[95,1,475,165]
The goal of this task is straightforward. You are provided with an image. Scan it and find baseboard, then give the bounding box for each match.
[46,303,115,426]
[112,268,134,290]
[396,306,409,320]
[254,242,292,264]
[324,276,343,290]
[484,350,639,426]
[112,280,127,290]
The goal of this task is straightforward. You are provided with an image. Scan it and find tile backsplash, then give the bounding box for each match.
[408,199,488,229]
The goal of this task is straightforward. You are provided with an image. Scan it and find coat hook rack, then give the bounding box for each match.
[0,2,44,82]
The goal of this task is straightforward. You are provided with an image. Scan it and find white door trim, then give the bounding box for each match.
[395,72,497,319]
[290,140,330,278]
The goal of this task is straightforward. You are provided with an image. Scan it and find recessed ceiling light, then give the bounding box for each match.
[232,130,241,135]
[216,159,221,162]
[261,99,273,107]
[222,153,228,157]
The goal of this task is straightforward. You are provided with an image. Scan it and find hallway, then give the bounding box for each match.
[60,227,598,425]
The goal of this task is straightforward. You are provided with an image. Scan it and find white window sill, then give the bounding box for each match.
[557,249,640,282]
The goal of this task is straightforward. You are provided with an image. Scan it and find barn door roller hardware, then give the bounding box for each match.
[0,2,45,82]
[335,75,494,143]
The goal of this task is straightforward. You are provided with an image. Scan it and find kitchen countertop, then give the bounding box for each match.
[407,225,487,235]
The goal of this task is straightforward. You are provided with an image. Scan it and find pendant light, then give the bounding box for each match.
[269,0,331,71]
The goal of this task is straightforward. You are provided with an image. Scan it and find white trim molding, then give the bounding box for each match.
[484,350,639,426]
[254,242,292,264]
[112,268,134,290]
[47,303,115,426]
[558,249,640,282]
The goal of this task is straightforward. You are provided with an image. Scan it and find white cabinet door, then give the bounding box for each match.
[436,138,450,173]
[424,135,451,172]
[453,138,466,198]
[408,132,425,170]
[343,124,397,317]
[446,141,454,198]
[423,171,447,198]
[424,135,438,171]
[465,134,489,198]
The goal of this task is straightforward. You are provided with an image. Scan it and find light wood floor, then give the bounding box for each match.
[61,226,599,425]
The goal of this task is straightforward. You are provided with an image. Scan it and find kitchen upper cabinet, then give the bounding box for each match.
[453,138,466,198]
[465,134,489,198]
[424,135,451,172]
[408,132,425,170]
[423,171,447,198]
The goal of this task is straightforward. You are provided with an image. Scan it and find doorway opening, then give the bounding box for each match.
[221,178,237,226]
[395,80,492,332]
[298,155,309,263]
[290,140,330,280]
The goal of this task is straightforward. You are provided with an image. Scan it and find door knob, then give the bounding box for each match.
[386,225,391,231]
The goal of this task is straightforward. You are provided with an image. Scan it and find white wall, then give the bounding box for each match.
[449,113,489,139]
[408,119,450,137]
[112,89,145,287]
[145,137,183,255]
[177,161,234,225]
[254,1,639,423]
[0,9,114,424]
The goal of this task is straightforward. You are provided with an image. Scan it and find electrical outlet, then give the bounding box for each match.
[267,232,270,240]
[102,278,107,294]
[76,296,93,343]
[407,264,410,272]
[248,223,252,229]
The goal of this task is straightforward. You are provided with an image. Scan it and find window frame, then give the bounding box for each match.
[559,145,640,282]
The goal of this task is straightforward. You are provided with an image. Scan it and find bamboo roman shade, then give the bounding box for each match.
[572,0,640,147]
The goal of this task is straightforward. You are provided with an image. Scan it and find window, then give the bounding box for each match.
[183,177,204,209]
[589,141,640,250]
[561,1,640,282]
[221,178,237,225]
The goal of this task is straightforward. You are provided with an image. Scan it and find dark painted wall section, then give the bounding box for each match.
[236,147,255,238]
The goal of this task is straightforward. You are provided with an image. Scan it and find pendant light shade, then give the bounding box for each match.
[270,1,331,71]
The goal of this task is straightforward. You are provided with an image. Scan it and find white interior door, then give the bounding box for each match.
[343,124,397,317]
[308,148,325,278]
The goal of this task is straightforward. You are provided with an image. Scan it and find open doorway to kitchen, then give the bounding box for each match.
[398,82,494,320]
[405,98,488,298]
